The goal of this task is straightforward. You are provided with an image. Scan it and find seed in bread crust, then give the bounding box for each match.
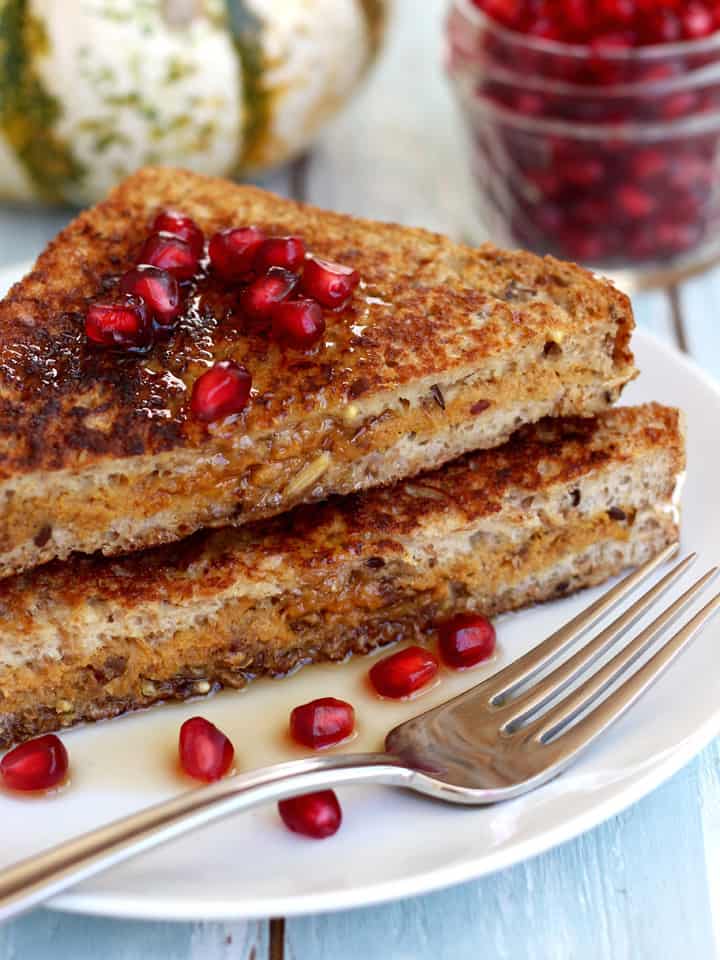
[284,453,331,499]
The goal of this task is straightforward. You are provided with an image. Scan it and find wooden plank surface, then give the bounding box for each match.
[677,268,720,382]
[285,760,716,960]
[0,911,267,960]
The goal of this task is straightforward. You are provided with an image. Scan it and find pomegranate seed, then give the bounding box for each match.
[617,184,656,218]
[643,9,682,44]
[562,0,591,35]
[369,646,439,699]
[209,227,266,280]
[472,0,718,47]
[526,17,561,40]
[1,734,68,791]
[278,790,342,839]
[85,295,151,349]
[564,158,606,188]
[190,360,252,423]
[559,229,609,262]
[179,717,234,782]
[512,92,546,115]
[239,268,298,324]
[300,258,360,310]
[683,4,715,39]
[271,300,325,349]
[629,148,667,180]
[151,210,204,258]
[438,613,496,669]
[290,698,355,750]
[139,233,199,281]
[480,0,524,28]
[119,266,181,326]
[254,236,306,272]
[597,0,635,25]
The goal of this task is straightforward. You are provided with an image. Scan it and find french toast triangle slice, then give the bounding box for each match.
[0,166,636,577]
[0,403,683,748]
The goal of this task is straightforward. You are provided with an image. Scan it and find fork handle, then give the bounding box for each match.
[0,752,409,922]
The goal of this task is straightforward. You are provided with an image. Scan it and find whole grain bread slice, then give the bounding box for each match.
[0,403,682,748]
[0,166,636,577]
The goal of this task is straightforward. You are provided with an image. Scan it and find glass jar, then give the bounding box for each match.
[446,0,720,284]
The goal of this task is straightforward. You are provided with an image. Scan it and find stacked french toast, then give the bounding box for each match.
[0,167,684,747]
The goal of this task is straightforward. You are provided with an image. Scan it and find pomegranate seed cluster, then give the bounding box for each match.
[448,1,720,267]
[84,210,361,425]
[0,614,496,840]
[471,0,720,46]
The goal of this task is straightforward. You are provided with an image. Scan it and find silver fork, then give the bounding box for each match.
[1,543,718,921]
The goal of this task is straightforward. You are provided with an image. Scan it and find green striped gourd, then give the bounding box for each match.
[0,0,387,205]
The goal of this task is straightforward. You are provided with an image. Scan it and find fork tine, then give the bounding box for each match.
[499,553,699,727]
[526,571,720,749]
[486,542,681,703]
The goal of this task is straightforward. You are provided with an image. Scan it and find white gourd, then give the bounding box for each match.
[0,0,386,204]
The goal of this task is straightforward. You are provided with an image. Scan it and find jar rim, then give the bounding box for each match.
[450,55,720,98]
[452,77,720,139]
[454,0,720,62]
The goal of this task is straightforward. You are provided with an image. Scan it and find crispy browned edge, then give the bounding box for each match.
[0,165,635,477]
[0,404,683,747]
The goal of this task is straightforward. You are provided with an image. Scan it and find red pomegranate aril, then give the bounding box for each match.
[480,0,518,24]
[151,210,204,258]
[642,8,682,44]
[300,257,360,309]
[597,0,635,25]
[617,184,656,218]
[369,646,439,699]
[190,360,252,423]
[271,299,325,349]
[209,226,266,280]
[254,236,306,272]
[290,698,355,750]
[459,0,720,271]
[119,266,181,325]
[139,233,199,281]
[629,148,667,181]
[683,4,715,39]
[278,790,342,839]
[438,613,497,669]
[1,734,68,792]
[513,91,546,115]
[239,268,298,324]
[564,158,605,188]
[179,717,234,782]
[85,295,151,349]
[662,91,699,120]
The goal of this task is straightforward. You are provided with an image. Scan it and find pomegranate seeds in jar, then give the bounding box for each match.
[469,0,720,45]
[450,0,720,270]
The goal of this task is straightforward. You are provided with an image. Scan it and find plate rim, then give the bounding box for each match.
[0,259,714,922]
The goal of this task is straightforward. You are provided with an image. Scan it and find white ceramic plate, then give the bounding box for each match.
[0,261,718,921]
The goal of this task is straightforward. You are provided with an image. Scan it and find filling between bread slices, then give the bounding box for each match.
[0,323,629,577]
[0,501,678,749]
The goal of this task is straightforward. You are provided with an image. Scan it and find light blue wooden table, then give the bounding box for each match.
[1,2,719,957]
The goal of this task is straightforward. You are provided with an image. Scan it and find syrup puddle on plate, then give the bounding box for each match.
[50,640,500,798]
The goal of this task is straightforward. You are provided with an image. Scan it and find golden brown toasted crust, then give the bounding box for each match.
[0,167,636,575]
[0,404,683,747]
